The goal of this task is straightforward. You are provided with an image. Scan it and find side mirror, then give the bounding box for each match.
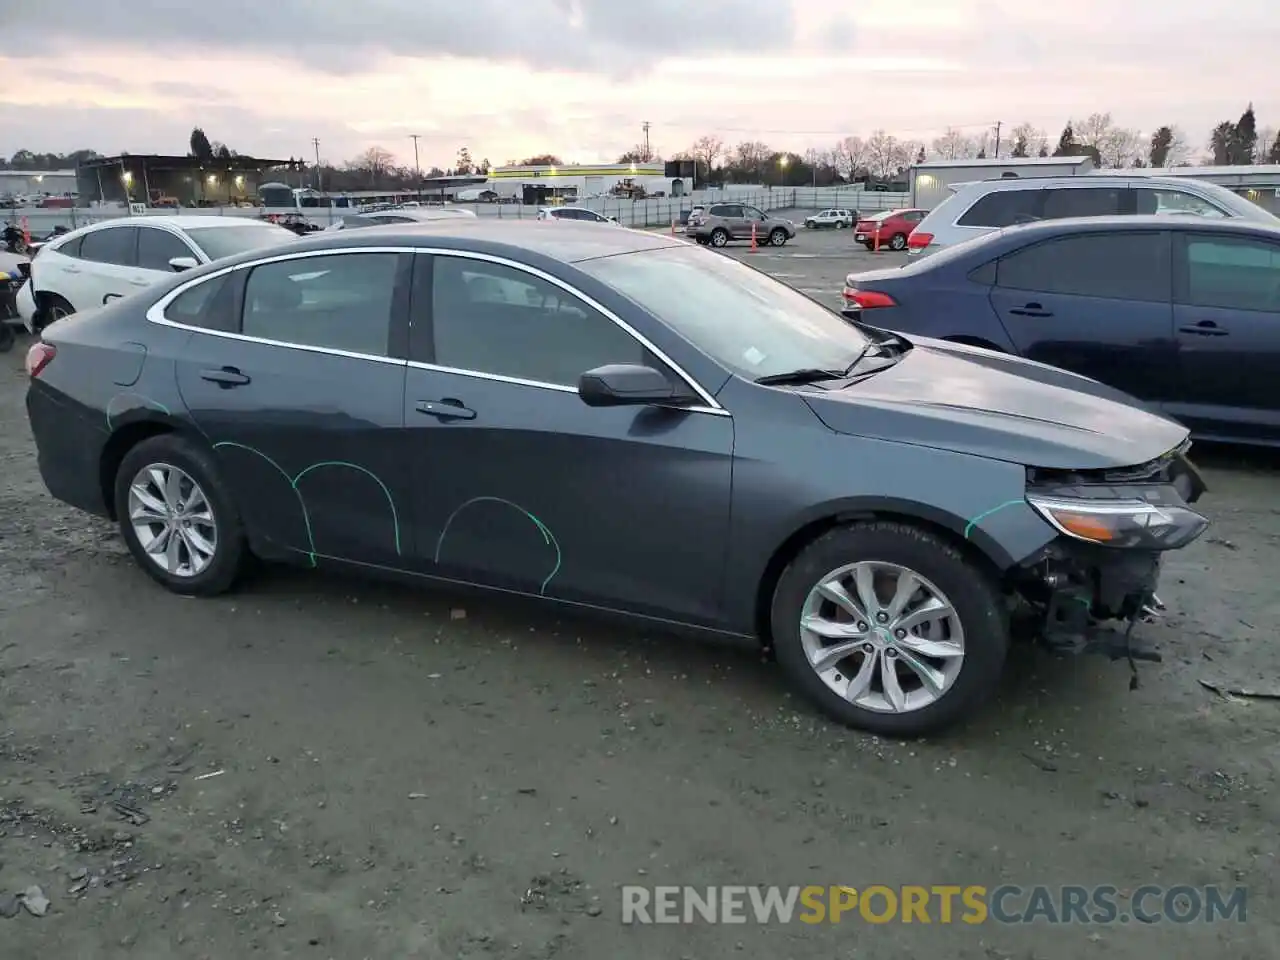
[578,364,685,407]
[169,256,199,272]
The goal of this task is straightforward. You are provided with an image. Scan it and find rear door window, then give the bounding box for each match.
[79,226,138,266]
[996,232,1171,301]
[956,190,1044,227]
[710,204,742,218]
[1041,187,1125,220]
[1179,235,1280,312]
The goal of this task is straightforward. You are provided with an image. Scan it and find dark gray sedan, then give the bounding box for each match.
[24,221,1210,736]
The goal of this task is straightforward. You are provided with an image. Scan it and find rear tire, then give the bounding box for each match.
[890,233,908,251]
[114,434,248,597]
[37,293,75,331]
[710,229,729,248]
[770,521,1008,737]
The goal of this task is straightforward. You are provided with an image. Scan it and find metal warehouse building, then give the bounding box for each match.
[909,156,1095,209]
[485,162,693,205]
[0,169,79,199]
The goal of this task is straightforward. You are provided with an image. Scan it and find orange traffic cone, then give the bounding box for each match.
[671,219,677,235]
[873,225,880,253]
[750,222,758,253]
[20,216,29,246]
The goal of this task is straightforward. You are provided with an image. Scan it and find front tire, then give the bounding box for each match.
[770,521,1008,737]
[769,228,788,247]
[114,434,248,596]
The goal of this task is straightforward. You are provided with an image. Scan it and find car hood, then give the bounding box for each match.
[798,337,1189,470]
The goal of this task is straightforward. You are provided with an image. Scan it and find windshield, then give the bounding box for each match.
[578,245,870,380]
[187,224,296,261]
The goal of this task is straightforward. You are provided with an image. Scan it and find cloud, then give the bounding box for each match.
[5,0,797,76]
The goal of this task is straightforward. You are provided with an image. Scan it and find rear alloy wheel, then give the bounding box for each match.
[771,521,1008,736]
[769,228,788,247]
[38,293,75,331]
[710,228,729,248]
[889,233,908,251]
[115,434,248,596]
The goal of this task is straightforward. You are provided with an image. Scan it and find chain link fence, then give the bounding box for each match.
[5,188,913,236]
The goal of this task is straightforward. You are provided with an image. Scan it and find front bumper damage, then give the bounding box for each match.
[1011,441,1209,666]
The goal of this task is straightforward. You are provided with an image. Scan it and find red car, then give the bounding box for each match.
[853,208,927,251]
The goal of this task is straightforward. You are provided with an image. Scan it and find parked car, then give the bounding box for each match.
[679,205,707,227]
[804,209,855,229]
[854,209,928,250]
[686,203,796,247]
[537,206,618,224]
[24,220,1210,736]
[908,174,1279,258]
[15,216,297,332]
[841,215,1280,446]
[326,207,478,231]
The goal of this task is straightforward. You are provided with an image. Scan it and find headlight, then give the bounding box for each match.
[1026,493,1208,550]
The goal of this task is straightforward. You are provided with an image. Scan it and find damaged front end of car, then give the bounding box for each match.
[1010,440,1209,666]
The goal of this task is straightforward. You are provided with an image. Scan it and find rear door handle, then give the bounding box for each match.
[200,366,251,387]
[1178,321,1229,337]
[415,399,476,421]
[127,277,150,287]
[63,266,81,274]
[1009,302,1053,317]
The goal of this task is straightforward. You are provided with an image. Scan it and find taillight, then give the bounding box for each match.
[25,342,55,378]
[842,288,897,309]
[907,231,933,250]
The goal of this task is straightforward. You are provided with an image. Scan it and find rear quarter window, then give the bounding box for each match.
[957,190,1044,228]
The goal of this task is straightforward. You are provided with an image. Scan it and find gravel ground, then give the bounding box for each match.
[1,228,1278,959]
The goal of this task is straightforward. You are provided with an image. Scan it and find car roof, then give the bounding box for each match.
[204,219,686,270]
[996,214,1280,241]
[952,174,1220,193]
[73,215,281,235]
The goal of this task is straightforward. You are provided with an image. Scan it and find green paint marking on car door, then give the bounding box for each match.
[434,496,562,594]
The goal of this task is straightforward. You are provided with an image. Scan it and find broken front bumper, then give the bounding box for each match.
[1013,450,1210,662]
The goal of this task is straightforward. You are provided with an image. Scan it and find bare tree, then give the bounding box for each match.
[1255,127,1277,164]
[898,140,924,171]
[690,135,724,174]
[930,127,976,160]
[1008,122,1046,159]
[865,130,906,180]
[349,146,395,184]
[1071,112,1116,164]
[1101,128,1143,168]
[830,135,869,179]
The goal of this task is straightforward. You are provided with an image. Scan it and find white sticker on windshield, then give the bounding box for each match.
[743,347,766,366]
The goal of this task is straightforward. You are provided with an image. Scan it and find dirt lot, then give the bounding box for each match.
[1,228,1278,959]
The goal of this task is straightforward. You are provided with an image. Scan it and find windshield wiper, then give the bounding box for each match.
[755,368,845,386]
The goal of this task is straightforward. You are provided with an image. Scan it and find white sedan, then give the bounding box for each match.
[17,215,297,332]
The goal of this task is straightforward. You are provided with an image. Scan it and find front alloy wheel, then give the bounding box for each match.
[799,561,964,714]
[771,521,1008,736]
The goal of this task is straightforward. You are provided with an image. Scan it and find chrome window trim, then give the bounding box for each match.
[144,244,729,415]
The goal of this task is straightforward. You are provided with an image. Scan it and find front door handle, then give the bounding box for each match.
[200,366,251,387]
[1009,302,1053,317]
[415,399,476,421]
[1178,321,1229,337]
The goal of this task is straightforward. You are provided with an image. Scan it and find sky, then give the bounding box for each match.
[1,0,1276,169]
